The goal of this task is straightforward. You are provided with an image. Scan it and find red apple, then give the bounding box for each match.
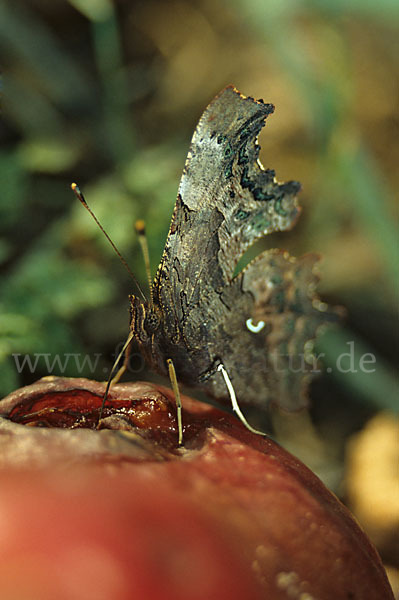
[0,377,394,599]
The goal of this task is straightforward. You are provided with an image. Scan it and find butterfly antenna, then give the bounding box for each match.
[135,220,154,306]
[71,183,146,302]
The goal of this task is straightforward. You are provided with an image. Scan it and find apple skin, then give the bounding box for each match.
[0,377,394,600]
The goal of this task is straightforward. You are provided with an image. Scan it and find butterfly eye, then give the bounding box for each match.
[144,312,160,334]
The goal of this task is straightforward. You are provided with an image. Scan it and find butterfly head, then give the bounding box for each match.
[129,294,161,344]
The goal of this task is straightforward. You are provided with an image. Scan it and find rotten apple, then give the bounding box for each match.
[0,377,394,600]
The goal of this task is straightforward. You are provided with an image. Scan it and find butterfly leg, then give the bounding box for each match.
[96,330,135,427]
[167,358,183,446]
[217,364,267,437]
[110,333,134,385]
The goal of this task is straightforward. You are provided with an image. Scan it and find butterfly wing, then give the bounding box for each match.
[152,87,300,342]
[148,86,335,410]
[204,250,337,411]
[155,86,300,289]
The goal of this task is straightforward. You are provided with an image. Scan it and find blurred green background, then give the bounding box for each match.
[0,0,398,574]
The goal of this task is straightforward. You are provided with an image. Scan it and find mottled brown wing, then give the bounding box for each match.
[152,86,300,347]
[146,86,335,411]
[205,250,335,411]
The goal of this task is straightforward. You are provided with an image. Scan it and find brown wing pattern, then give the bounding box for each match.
[209,250,336,411]
[152,87,300,338]
[138,86,336,411]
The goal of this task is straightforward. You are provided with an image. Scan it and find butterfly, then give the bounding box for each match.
[121,85,336,435]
